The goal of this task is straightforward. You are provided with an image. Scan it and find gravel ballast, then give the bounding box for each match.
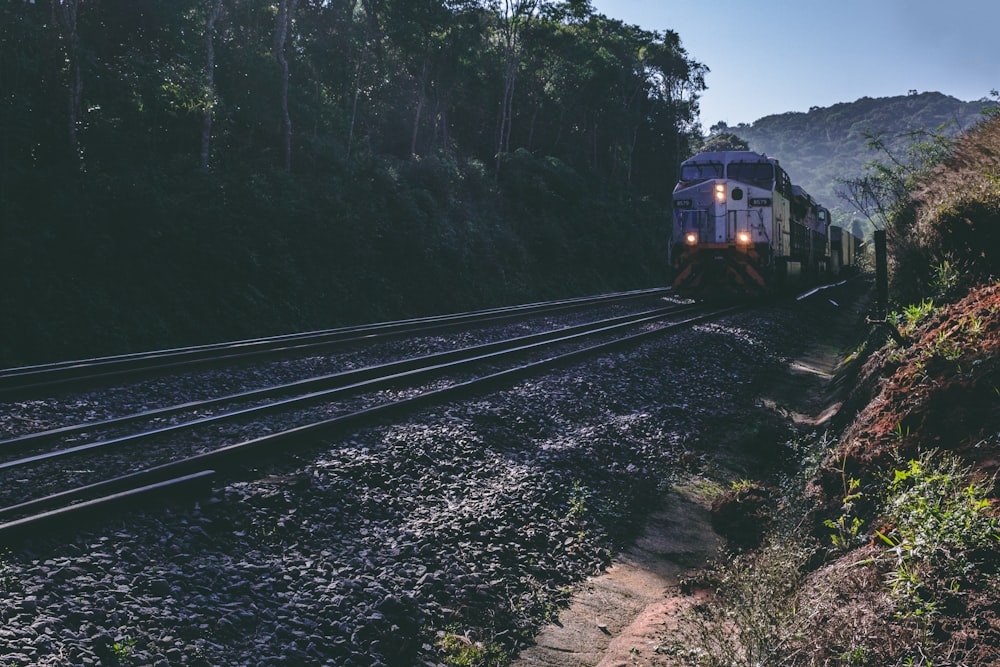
[0,296,850,666]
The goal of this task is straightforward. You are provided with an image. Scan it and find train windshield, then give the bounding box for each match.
[680,162,724,183]
[726,162,774,187]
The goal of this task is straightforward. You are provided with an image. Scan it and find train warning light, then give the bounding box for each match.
[685,233,698,245]
[737,231,751,244]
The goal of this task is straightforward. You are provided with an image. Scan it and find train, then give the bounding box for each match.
[669,150,862,299]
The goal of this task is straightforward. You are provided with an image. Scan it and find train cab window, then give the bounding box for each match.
[726,162,773,187]
[680,162,724,184]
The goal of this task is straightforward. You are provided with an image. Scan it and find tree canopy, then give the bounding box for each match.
[0,0,707,186]
[0,0,708,365]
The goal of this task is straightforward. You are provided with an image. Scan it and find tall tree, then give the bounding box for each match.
[273,0,299,170]
[50,0,82,164]
[201,0,225,170]
[492,0,536,169]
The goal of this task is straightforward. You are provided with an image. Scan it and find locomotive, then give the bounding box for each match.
[669,150,860,298]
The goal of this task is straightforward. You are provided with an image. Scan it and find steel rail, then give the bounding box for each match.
[0,288,672,396]
[0,303,741,542]
[0,304,696,468]
[0,303,698,454]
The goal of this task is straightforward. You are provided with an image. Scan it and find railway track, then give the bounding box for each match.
[0,293,742,543]
[0,287,672,397]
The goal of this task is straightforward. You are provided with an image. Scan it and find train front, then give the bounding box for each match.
[670,151,778,299]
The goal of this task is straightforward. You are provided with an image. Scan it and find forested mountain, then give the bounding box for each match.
[0,0,707,366]
[720,92,993,235]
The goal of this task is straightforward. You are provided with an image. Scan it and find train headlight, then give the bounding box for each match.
[737,232,751,244]
[714,183,726,202]
[685,232,698,245]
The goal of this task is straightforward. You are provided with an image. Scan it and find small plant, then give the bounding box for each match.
[840,645,869,666]
[931,260,959,295]
[111,636,137,663]
[0,550,17,592]
[931,329,962,361]
[876,451,999,615]
[893,298,937,335]
[824,454,865,552]
[961,313,984,338]
[437,629,507,666]
[566,480,589,520]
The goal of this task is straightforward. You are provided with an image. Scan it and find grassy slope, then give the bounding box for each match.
[789,117,1000,666]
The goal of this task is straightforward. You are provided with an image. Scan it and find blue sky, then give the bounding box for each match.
[588,0,1000,128]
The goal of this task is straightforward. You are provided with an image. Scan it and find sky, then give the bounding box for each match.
[588,0,1000,129]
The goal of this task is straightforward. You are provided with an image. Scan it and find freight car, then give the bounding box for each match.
[669,150,859,298]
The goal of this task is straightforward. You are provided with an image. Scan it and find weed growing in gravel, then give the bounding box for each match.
[437,628,507,666]
[0,550,17,592]
[111,636,137,664]
[566,480,589,520]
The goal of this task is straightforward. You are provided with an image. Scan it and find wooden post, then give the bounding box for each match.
[874,229,888,316]
[867,228,907,345]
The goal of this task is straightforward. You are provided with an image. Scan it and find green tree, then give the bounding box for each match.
[702,132,749,152]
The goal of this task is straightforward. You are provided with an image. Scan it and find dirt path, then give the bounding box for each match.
[513,289,867,667]
[512,485,721,667]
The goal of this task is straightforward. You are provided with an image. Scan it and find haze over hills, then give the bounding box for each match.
[719,92,994,236]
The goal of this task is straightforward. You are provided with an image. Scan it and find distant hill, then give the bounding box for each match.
[717,92,994,236]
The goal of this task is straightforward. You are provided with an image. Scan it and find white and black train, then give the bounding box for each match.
[670,150,861,298]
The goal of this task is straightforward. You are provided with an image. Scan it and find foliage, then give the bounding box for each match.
[566,479,589,519]
[836,127,955,234]
[876,451,999,617]
[0,0,705,366]
[701,131,749,153]
[437,629,508,666]
[929,261,960,298]
[824,462,865,553]
[835,120,976,307]
[888,299,937,338]
[903,118,1000,300]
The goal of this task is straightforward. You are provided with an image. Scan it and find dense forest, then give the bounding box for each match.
[720,92,993,236]
[0,0,708,366]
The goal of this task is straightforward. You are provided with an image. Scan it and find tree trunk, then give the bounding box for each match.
[200,0,224,171]
[51,0,81,163]
[348,56,363,160]
[410,60,429,157]
[273,0,299,171]
[494,0,534,171]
